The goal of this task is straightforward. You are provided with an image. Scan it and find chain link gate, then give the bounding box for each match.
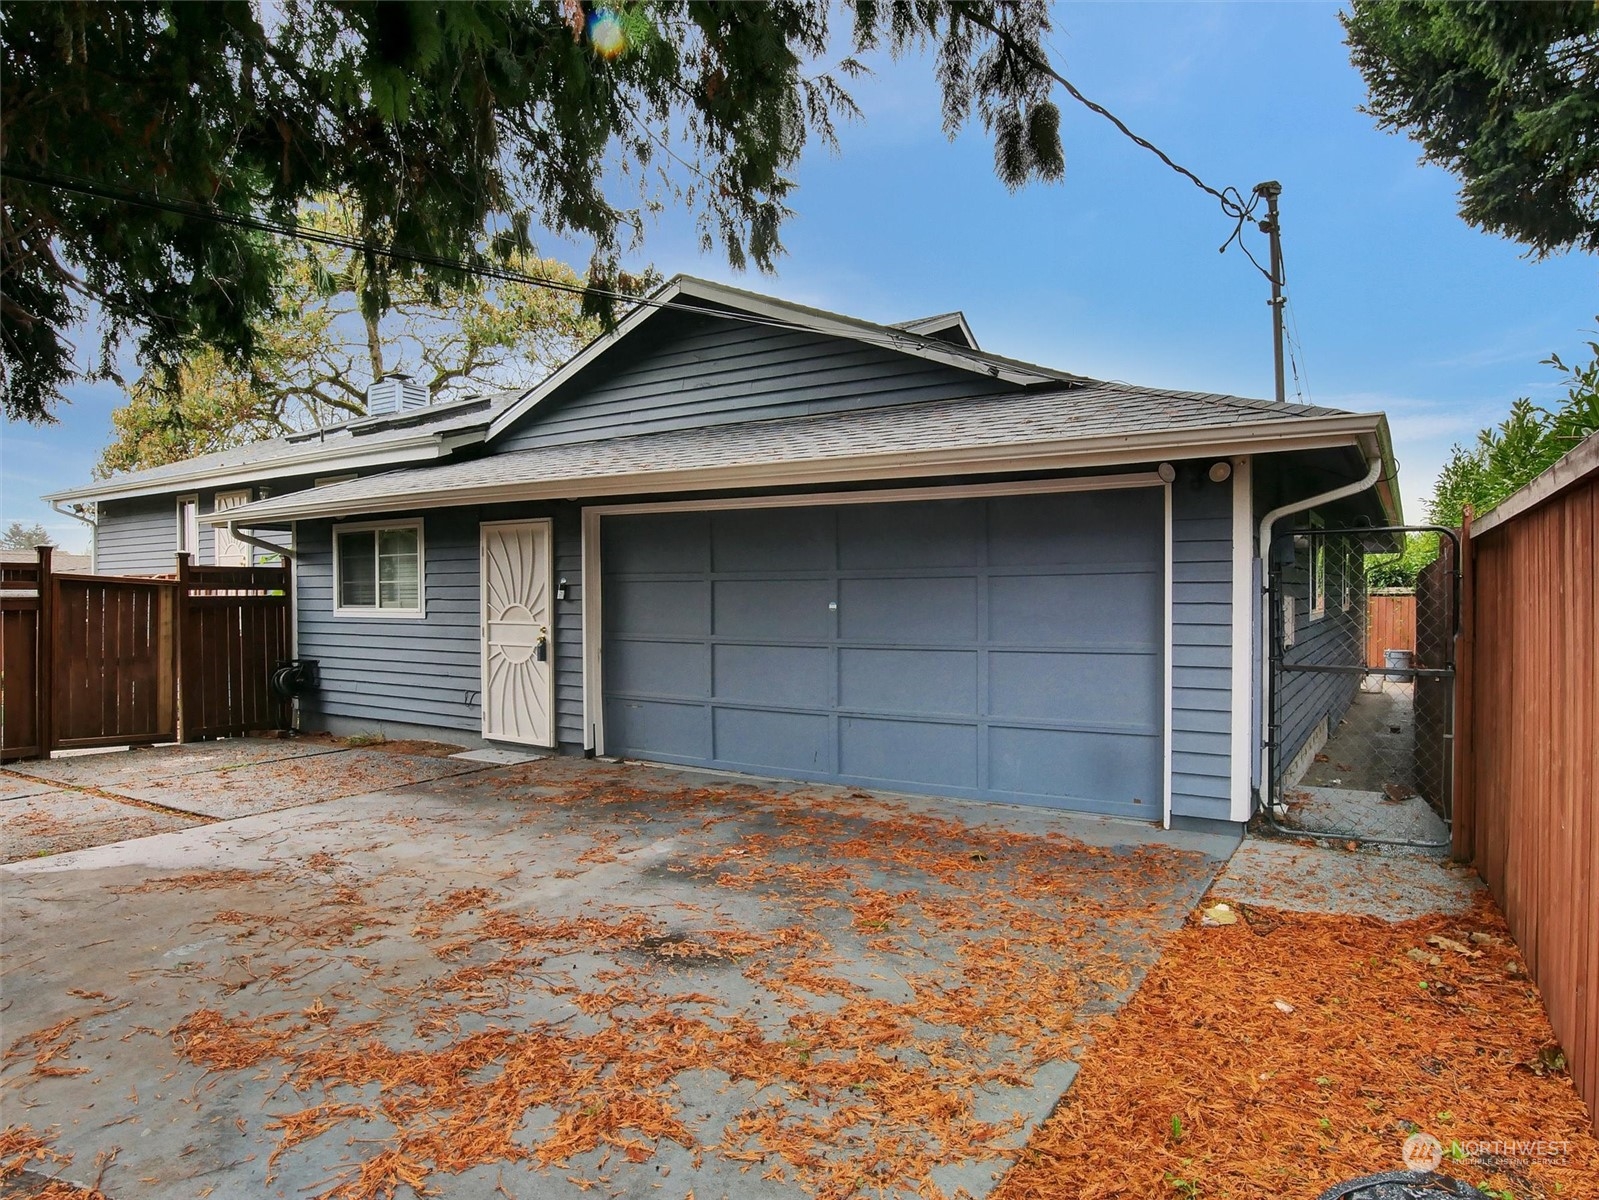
[1265,526,1460,849]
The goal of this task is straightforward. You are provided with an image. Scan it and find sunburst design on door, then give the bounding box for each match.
[482,524,552,745]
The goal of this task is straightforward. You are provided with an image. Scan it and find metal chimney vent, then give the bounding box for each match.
[365,373,428,416]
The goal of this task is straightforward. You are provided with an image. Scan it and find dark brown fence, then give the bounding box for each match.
[52,571,178,750]
[1,549,51,761]
[178,559,292,740]
[0,548,291,761]
[1454,434,1598,1134]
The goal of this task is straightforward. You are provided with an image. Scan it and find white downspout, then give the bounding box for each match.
[228,520,296,562]
[1254,452,1383,808]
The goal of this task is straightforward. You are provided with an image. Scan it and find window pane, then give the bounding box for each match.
[339,530,377,607]
[377,529,419,609]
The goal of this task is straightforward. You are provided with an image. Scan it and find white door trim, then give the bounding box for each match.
[481,518,556,747]
[580,470,1172,824]
[1228,456,1256,821]
[1162,479,1174,830]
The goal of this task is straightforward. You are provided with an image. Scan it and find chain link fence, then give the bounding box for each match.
[1265,526,1459,850]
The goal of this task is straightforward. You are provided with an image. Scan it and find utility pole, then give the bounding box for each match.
[1254,180,1286,403]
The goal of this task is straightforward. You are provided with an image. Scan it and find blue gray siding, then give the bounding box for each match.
[95,486,304,575]
[295,503,584,747]
[95,494,205,574]
[1170,468,1235,820]
[496,309,1016,452]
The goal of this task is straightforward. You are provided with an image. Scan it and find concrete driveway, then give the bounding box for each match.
[1,749,1235,1200]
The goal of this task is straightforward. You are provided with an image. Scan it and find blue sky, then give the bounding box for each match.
[3,1,1594,553]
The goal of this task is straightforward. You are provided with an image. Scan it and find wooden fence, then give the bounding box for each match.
[1365,590,1416,669]
[1454,433,1599,1134]
[0,549,290,761]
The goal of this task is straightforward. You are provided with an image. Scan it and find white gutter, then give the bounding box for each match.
[1253,452,1384,805]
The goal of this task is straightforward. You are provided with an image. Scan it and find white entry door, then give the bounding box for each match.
[481,519,555,746]
[213,489,254,565]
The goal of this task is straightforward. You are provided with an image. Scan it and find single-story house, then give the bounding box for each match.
[46,277,1400,830]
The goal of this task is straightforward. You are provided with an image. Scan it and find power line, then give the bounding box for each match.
[2,165,978,366]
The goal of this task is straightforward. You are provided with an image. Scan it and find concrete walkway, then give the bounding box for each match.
[1,754,1235,1200]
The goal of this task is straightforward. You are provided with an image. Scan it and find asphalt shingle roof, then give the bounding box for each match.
[219,383,1362,522]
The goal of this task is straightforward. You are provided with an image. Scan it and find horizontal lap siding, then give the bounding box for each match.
[295,503,584,747]
[95,495,196,575]
[496,310,1017,451]
[1171,474,1234,820]
[97,485,309,576]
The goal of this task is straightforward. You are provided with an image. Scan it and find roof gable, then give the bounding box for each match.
[485,276,1080,445]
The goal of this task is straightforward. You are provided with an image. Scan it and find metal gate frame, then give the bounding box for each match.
[1264,524,1460,849]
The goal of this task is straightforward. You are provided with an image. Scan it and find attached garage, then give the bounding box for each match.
[594,482,1168,818]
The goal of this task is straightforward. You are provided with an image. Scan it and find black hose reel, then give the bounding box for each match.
[270,660,321,732]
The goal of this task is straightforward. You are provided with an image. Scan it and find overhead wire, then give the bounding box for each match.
[2,165,986,367]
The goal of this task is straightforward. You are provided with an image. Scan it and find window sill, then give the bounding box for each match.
[332,606,428,620]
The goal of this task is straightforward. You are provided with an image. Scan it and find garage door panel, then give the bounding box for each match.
[988,571,1160,646]
[714,644,832,708]
[601,489,1166,816]
[838,500,985,569]
[840,717,979,789]
[606,698,708,760]
[989,650,1160,728]
[609,639,710,698]
[714,579,834,640]
[989,726,1161,812]
[839,648,978,716]
[605,512,709,572]
[605,580,710,637]
[839,576,976,643]
[714,707,830,773]
[988,490,1161,564]
[712,508,834,571]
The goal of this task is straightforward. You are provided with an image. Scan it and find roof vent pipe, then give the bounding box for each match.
[366,373,428,416]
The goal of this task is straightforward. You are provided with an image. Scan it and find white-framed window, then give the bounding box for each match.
[176,495,200,560]
[334,520,425,617]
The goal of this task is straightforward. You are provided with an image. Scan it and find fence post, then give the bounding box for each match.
[1451,509,1474,864]
[36,544,54,756]
[174,551,191,744]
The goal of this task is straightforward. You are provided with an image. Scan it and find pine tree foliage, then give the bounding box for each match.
[1,1,1066,422]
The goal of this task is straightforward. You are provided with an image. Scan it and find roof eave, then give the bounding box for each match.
[44,429,482,505]
[214,412,1387,527]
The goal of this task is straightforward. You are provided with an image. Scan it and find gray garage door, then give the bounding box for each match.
[600,489,1164,816]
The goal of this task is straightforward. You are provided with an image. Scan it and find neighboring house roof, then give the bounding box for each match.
[891,312,979,349]
[210,382,1395,525]
[44,388,526,505]
[1,548,91,572]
